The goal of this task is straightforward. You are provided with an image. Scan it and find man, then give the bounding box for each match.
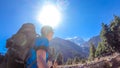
[26,26,54,68]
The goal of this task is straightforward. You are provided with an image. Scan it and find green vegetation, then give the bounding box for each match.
[49,16,120,66]
[66,58,72,65]
[95,16,120,57]
[89,42,96,60]
[56,52,64,65]
[95,42,108,57]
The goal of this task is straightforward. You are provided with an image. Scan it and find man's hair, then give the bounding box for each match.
[41,26,53,36]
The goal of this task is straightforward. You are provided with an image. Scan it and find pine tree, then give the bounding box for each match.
[95,16,120,58]
[66,58,72,65]
[95,23,113,57]
[48,47,56,61]
[56,52,63,65]
[95,42,108,57]
[109,16,120,52]
[72,56,80,64]
[100,16,120,52]
[89,42,96,60]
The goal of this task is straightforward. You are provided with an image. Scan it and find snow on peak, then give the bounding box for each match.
[65,36,85,46]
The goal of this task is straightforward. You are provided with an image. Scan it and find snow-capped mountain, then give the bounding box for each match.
[49,37,87,61]
[65,36,101,56]
[66,36,85,46]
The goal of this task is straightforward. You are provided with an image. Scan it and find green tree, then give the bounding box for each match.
[100,22,114,53]
[100,23,109,43]
[109,16,120,52]
[48,47,56,61]
[100,16,120,53]
[66,58,72,65]
[89,42,96,60]
[56,52,63,65]
[95,16,120,58]
[72,56,80,64]
[95,42,107,57]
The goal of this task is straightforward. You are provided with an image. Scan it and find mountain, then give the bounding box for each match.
[66,36,85,46]
[65,36,101,56]
[80,35,101,56]
[82,35,101,48]
[49,37,87,61]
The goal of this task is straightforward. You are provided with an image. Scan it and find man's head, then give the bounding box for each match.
[41,26,54,41]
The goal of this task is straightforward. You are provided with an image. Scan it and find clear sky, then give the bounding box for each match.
[0,0,120,52]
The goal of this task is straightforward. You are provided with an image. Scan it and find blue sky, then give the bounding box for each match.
[0,0,120,53]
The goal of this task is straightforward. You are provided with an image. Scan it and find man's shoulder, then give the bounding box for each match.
[36,36,48,41]
[35,36,49,46]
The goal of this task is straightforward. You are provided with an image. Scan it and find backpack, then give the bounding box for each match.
[6,23,36,65]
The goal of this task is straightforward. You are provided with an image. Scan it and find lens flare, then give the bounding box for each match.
[37,4,61,28]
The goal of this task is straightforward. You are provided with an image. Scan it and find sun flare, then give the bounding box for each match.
[37,4,61,28]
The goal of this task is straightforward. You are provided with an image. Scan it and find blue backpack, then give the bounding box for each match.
[26,36,49,68]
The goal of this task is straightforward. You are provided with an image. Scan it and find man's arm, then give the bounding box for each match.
[37,49,48,68]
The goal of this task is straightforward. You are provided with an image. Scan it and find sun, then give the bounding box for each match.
[37,4,62,28]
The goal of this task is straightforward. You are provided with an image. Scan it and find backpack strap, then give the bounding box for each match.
[24,37,36,62]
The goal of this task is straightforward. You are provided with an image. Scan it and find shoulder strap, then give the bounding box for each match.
[24,37,36,62]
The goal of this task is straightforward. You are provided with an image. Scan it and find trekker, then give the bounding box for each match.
[26,26,54,68]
